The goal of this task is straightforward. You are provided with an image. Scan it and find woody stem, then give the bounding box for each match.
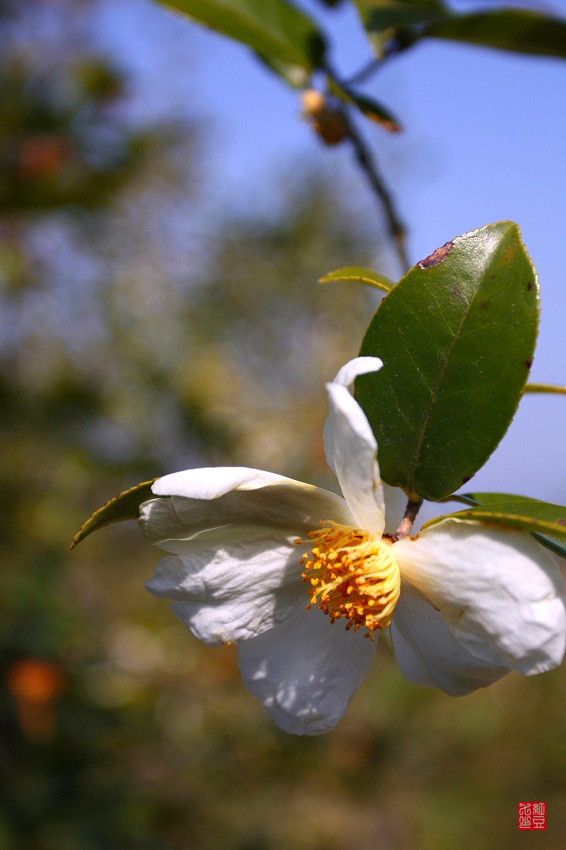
[392,498,423,541]
[340,104,410,275]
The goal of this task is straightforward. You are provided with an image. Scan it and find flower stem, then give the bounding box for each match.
[392,498,423,541]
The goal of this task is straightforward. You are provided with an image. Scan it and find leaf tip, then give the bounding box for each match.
[69,478,158,552]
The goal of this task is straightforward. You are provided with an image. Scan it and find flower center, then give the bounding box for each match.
[297,522,400,637]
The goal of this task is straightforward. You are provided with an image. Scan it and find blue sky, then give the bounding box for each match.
[97,0,565,503]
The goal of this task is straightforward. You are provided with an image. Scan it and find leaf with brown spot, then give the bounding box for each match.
[418,240,453,268]
[357,222,539,500]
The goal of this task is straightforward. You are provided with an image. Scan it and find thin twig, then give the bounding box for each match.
[392,497,423,541]
[339,104,409,274]
[344,35,408,87]
[344,58,381,87]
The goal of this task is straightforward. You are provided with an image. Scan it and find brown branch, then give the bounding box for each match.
[339,104,410,274]
[392,497,423,541]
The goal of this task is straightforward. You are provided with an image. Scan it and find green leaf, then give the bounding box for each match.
[254,52,308,87]
[357,222,538,501]
[343,88,401,131]
[319,266,394,292]
[524,383,566,396]
[356,0,446,31]
[423,493,566,557]
[532,534,566,559]
[328,77,401,132]
[70,479,157,549]
[157,1,326,84]
[354,0,447,54]
[425,9,566,60]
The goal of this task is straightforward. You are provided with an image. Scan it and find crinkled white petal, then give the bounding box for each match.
[323,357,385,536]
[390,581,509,695]
[237,606,377,735]
[153,466,315,500]
[140,476,354,555]
[394,519,566,675]
[145,533,306,646]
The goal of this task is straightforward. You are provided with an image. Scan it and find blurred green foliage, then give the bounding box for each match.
[0,2,564,849]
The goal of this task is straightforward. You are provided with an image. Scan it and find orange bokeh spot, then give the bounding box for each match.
[7,658,65,703]
[6,658,66,739]
[18,136,68,178]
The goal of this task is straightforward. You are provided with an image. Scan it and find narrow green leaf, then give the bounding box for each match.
[157,0,326,83]
[532,534,566,559]
[319,266,394,292]
[422,493,566,555]
[524,383,566,396]
[357,222,539,501]
[70,479,157,549]
[425,9,566,60]
[328,77,401,132]
[440,493,566,558]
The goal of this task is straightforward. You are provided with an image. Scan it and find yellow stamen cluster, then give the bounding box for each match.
[297,522,401,638]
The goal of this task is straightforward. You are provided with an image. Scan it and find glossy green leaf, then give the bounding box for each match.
[425,9,566,60]
[328,77,401,132]
[319,266,394,292]
[157,0,326,84]
[70,479,157,549]
[357,222,538,501]
[423,493,566,557]
[524,383,566,396]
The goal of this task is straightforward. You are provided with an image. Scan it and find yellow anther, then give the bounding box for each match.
[300,521,400,635]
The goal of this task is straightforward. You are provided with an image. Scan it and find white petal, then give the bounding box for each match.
[390,581,508,695]
[394,519,566,675]
[153,466,313,499]
[145,534,306,646]
[140,475,354,554]
[237,606,377,735]
[323,358,385,536]
[382,483,408,535]
[333,356,384,389]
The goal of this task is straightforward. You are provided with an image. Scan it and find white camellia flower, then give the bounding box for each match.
[140,358,566,735]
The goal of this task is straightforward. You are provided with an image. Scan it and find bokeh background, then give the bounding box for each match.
[1,1,564,848]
